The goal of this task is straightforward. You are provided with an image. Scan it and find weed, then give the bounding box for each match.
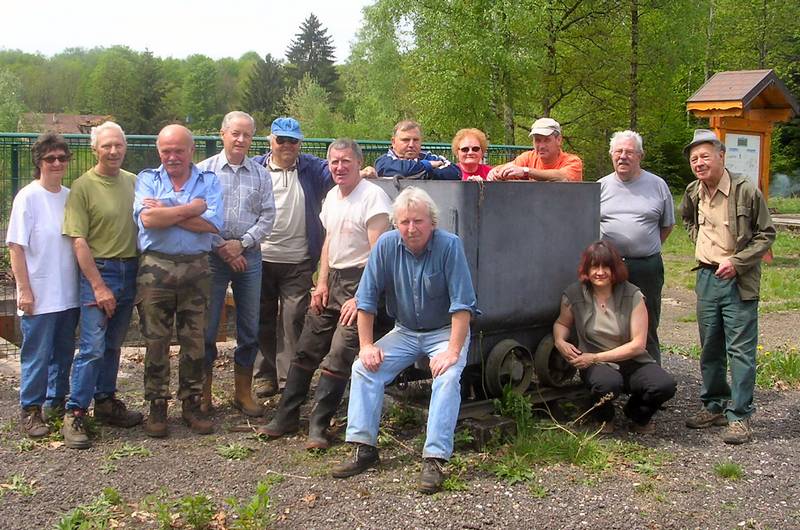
[385,402,424,430]
[101,462,118,475]
[108,443,152,461]
[756,345,800,389]
[491,455,537,485]
[176,494,215,529]
[0,474,37,497]
[453,428,475,450]
[662,344,701,359]
[228,475,283,530]
[529,484,549,498]
[55,488,123,530]
[714,461,744,480]
[493,384,534,435]
[14,438,37,452]
[634,481,655,494]
[216,443,253,461]
[442,476,469,491]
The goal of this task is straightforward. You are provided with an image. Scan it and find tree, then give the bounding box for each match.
[285,13,340,98]
[241,54,286,132]
[0,68,26,130]
[282,74,339,137]
[181,54,221,132]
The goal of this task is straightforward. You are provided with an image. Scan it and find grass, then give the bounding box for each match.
[713,461,744,480]
[216,443,254,461]
[769,196,800,214]
[226,475,284,530]
[0,474,37,497]
[56,488,124,529]
[107,443,152,461]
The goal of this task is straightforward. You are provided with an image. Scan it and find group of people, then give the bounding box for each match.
[7,111,774,494]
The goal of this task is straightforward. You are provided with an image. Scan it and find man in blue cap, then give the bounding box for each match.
[252,117,334,397]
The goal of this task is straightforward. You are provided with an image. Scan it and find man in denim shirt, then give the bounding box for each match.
[134,124,223,437]
[198,111,275,418]
[332,187,478,494]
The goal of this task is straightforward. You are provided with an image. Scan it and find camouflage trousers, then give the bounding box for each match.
[137,252,210,401]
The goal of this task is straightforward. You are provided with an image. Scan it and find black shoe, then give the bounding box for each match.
[256,364,313,438]
[419,458,446,494]
[332,443,380,478]
[306,373,349,450]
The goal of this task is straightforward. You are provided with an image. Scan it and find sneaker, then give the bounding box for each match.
[685,407,728,429]
[331,443,380,478]
[61,410,91,449]
[419,458,446,494]
[20,406,49,438]
[94,395,143,428]
[722,418,752,445]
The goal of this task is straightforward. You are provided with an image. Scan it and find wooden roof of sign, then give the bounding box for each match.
[687,69,799,121]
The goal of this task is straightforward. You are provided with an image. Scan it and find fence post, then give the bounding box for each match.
[11,144,20,196]
[205,139,217,159]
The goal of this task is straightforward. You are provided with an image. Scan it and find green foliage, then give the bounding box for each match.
[240,54,286,132]
[56,488,123,530]
[714,461,744,480]
[0,68,25,130]
[384,402,425,430]
[216,443,253,461]
[107,443,152,461]
[175,494,215,529]
[493,384,534,435]
[227,475,283,530]
[285,14,340,99]
[0,474,36,497]
[756,345,800,389]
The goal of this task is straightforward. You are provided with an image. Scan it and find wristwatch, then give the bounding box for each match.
[523,167,531,179]
[239,235,254,249]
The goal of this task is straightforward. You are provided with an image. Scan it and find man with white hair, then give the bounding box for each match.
[61,121,142,449]
[332,187,478,494]
[198,111,275,418]
[599,130,674,365]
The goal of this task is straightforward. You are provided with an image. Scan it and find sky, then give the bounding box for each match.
[3,0,374,63]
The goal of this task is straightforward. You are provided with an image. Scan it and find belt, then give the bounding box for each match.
[697,262,718,270]
[622,253,660,261]
[95,257,137,262]
[144,250,208,263]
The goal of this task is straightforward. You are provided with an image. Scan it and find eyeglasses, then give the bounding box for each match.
[459,146,482,153]
[41,155,71,164]
[275,136,300,145]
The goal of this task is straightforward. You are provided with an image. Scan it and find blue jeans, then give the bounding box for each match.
[204,247,262,368]
[19,309,79,408]
[345,325,469,460]
[67,259,138,411]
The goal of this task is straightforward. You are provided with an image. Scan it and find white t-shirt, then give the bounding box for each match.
[261,167,309,263]
[320,179,392,269]
[6,181,79,315]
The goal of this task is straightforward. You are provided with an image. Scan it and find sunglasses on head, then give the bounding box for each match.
[275,136,300,145]
[459,146,481,153]
[41,155,71,164]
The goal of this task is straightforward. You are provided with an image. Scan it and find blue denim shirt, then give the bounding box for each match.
[134,165,224,254]
[356,228,478,330]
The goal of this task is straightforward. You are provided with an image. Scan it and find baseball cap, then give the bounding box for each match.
[529,117,561,137]
[271,117,304,140]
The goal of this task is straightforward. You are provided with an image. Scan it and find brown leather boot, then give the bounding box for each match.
[233,364,265,417]
[144,399,168,438]
[182,395,214,434]
[200,369,213,414]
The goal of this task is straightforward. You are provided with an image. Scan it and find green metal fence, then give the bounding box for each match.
[0,132,528,355]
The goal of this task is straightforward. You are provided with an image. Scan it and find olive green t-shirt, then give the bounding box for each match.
[63,168,138,258]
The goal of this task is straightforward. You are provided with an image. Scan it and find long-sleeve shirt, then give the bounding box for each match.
[196,151,275,249]
[356,229,478,331]
[375,149,462,180]
[134,165,223,255]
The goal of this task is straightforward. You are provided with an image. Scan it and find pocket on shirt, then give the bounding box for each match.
[424,272,447,299]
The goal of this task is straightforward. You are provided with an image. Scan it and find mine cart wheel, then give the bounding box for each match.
[484,339,534,398]
[534,333,577,387]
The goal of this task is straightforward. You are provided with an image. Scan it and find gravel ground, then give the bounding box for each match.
[0,290,798,529]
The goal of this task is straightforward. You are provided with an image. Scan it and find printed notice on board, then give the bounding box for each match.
[724,133,760,187]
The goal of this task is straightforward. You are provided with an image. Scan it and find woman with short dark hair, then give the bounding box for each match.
[553,241,676,433]
[6,133,79,438]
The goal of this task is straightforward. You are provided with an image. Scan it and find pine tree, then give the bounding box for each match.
[285,13,340,98]
[241,54,286,131]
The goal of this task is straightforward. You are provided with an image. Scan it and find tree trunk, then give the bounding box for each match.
[629,0,640,130]
[704,0,715,81]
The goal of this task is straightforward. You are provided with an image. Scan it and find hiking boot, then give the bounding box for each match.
[181,396,214,435]
[331,443,380,478]
[256,364,314,438]
[254,378,278,398]
[94,395,143,428]
[61,409,91,449]
[419,458,446,494]
[630,420,655,434]
[233,364,265,417]
[685,407,728,429]
[722,418,752,445]
[144,399,168,438]
[20,406,49,438]
[43,399,66,421]
[305,373,348,451]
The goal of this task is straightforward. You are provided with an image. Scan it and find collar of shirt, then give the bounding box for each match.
[267,154,297,172]
[154,163,206,191]
[396,228,437,257]
[220,151,256,174]
[700,168,731,200]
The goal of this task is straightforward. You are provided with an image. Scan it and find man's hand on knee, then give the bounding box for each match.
[359,344,384,372]
[430,348,459,378]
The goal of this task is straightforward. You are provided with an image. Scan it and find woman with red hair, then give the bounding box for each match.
[553,241,675,433]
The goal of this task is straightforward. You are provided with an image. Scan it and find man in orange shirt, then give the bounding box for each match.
[487,118,583,181]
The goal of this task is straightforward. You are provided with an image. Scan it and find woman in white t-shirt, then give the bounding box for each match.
[6,133,80,438]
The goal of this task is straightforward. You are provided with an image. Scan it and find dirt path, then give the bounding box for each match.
[0,293,798,529]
